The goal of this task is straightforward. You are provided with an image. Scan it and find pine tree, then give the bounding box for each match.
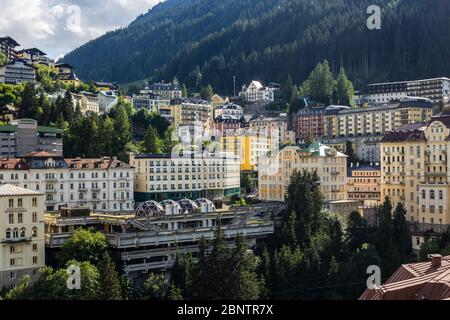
[97,253,122,300]
[113,104,132,160]
[334,67,355,106]
[20,83,36,118]
[393,203,411,257]
[144,125,162,153]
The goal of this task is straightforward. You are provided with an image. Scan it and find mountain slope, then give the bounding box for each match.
[62,0,450,93]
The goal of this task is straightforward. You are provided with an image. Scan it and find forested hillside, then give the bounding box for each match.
[62,0,450,94]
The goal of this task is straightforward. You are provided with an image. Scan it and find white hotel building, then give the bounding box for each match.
[0,152,134,213]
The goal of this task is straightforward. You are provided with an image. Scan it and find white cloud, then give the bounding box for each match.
[0,0,163,58]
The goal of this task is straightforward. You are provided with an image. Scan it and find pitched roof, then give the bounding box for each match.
[360,255,450,300]
[0,184,42,196]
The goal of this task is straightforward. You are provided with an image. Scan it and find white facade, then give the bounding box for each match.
[0,185,45,290]
[0,155,134,213]
[97,91,118,114]
[239,81,275,103]
[72,92,100,115]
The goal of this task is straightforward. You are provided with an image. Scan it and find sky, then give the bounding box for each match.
[0,0,163,59]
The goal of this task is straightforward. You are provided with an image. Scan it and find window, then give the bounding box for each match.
[8,198,14,207]
[18,213,23,224]
[18,198,23,207]
[32,244,38,252]
[20,227,26,238]
[32,212,37,223]
[32,227,38,238]
[32,256,38,264]
[10,259,15,267]
[5,228,11,239]
[10,246,15,254]
[9,213,14,224]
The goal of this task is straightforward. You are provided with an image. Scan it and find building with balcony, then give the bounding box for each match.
[380,110,450,230]
[0,36,20,61]
[171,98,213,129]
[130,151,240,203]
[346,164,381,207]
[294,107,327,142]
[44,201,278,279]
[0,119,63,158]
[71,91,100,115]
[0,153,134,213]
[0,184,45,290]
[54,63,80,86]
[239,81,276,103]
[258,143,348,202]
[147,82,182,100]
[248,115,295,146]
[0,59,36,84]
[16,48,54,67]
[363,77,450,106]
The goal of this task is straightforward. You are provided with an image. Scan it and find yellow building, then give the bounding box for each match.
[324,99,433,139]
[0,185,45,290]
[258,143,348,202]
[170,99,213,129]
[380,112,450,227]
[221,131,274,172]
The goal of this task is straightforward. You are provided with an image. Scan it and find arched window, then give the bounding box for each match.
[20,227,26,238]
[24,174,28,180]
[13,228,19,238]
[422,190,426,199]
[32,227,38,238]
[5,228,11,239]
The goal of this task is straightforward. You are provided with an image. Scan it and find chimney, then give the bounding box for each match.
[429,254,443,268]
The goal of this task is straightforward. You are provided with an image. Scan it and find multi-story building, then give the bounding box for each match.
[93,82,118,92]
[323,98,434,162]
[294,107,327,142]
[171,99,213,129]
[16,48,54,67]
[44,200,277,278]
[221,132,273,172]
[147,82,182,100]
[380,111,450,229]
[258,143,348,202]
[347,164,381,207]
[363,77,450,106]
[0,153,134,213]
[131,92,171,113]
[0,119,63,158]
[0,59,36,84]
[130,151,241,203]
[54,63,80,86]
[72,91,100,115]
[0,36,20,61]
[0,184,45,290]
[249,115,295,146]
[97,91,118,114]
[214,103,244,119]
[239,81,276,103]
[214,115,243,136]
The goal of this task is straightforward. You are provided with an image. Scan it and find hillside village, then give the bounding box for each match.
[1,32,450,301]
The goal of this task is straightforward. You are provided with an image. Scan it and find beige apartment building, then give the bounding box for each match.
[0,184,45,290]
[249,115,295,146]
[380,111,450,227]
[324,98,433,139]
[347,164,381,207]
[72,91,100,115]
[171,99,213,129]
[258,143,347,202]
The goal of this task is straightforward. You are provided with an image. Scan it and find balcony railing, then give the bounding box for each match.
[1,236,32,244]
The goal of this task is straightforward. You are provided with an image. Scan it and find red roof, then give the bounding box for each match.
[360,255,450,300]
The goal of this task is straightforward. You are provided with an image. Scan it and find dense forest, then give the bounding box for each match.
[62,0,450,94]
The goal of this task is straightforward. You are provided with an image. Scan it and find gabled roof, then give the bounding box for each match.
[249,81,263,89]
[0,36,20,47]
[360,255,450,300]
[55,62,74,69]
[22,48,46,56]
